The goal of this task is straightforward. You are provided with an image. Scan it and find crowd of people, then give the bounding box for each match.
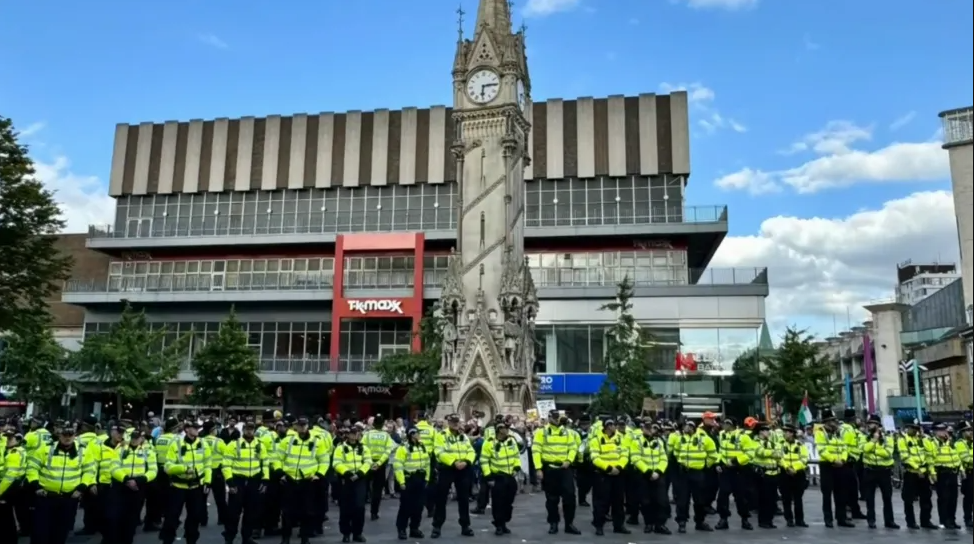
[0,406,970,544]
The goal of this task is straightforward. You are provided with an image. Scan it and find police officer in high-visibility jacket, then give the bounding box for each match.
[750,423,780,528]
[672,419,718,533]
[414,413,438,517]
[222,420,269,544]
[23,417,51,453]
[310,416,334,535]
[111,430,158,544]
[161,420,213,544]
[275,416,329,543]
[394,428,430,540]
[839,409,866,519]
[201,421,228,527]
[956,420,972,527]
[588,419,630,535]
[629,421,670,534]
[362,415,394,521]
[27,425,97,544]
[480,422,521,535]
[533,410,580,535]
[333,424,372,542]
[714,417,753,530]
[73,415,101,535]
[897,420,934,529]
[0,430,27,544]
[861,415,898,529]
[431,413,475,538]
[85,424,124,540]
[814,409,854,528]
[145,417,180,531]
[778,425,809,527]
[930,423,962,529]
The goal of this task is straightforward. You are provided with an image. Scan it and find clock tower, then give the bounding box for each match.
[435,0,538,419]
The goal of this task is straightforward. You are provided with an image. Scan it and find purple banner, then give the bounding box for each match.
[863,334,875,412]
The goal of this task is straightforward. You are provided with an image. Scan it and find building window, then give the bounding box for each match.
[344,255,415,289]
[525,176,685,228]
[104,257,335,292]
[526,249,689,287]
[338,319,412,372]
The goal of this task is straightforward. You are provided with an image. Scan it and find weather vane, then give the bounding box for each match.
[456,4,465,39]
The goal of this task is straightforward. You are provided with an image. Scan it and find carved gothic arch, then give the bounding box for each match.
[520,383,533,410]
[457,380,499,419]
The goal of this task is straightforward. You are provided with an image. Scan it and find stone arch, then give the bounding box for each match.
[457,380,499,420]
[520,384,533,411]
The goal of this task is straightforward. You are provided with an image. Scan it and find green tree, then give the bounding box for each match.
[188,310,265,408]
[372,307,441,409]
[0,116,72,334]
[738,326,836,419]
[591,276,655,414]
[70,302,189,414]
[0,317,71,408]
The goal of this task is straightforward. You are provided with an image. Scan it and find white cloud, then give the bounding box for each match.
[523,0,580,16]
[711,191,959,330]
[719,121,948,194]
[659,82,746,135]
[197,33,229,49]
[31,156,114,233]
[18,122,45,137]
[675,0,758,10]
[714,168,779,195]
[889,111,916,131]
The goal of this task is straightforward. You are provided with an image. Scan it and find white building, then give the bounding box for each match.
[895,261,959,306]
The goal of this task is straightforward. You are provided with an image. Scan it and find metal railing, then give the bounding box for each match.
[87,205,729,240]
[338,356,381,373]
[64,274,335,294]
[526,267,768,288]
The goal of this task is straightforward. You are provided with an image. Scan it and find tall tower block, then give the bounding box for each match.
[434,0,537,418]
[940,107,973,314]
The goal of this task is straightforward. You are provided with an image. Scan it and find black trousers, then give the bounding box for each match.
[818,463,848,523]
[862,467,894,526]
[962,470,971,523]
[313,472,330,529]
[396,473,426,532]
[475,472,490,511]
[281,478,316,539]
[489,473,517,526]
[339,476,367,537]
[673,468,707,524]
[934,469,958,526]
[80,484,100,532]
[160,487,206,544]
[639,472,669,526]
[756,473,778,525]
[201,470,227,525]
[778,470,806,523]
[716,465,750,519]
[30,493,76,544]
[593,473,625,529]
[433,465,471,529]
[575,464,593,503]
[624,467,641,518]
[425,455,438,515]
[541,466,576,525]
[901,471,933,526]
[0,490,17,544]
[369,463,387,516]
[225,476,263,542]
[262,474,283,532]
[107,483,146,544]
[844,461,864,515]
[143,468,168,528]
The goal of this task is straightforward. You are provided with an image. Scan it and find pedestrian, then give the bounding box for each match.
[861,415,898,529]
[393,427,430,539]
[532,410,580,535]
[431,413,475,537]
[160,420,212,544]
[276,416,329,543]
[480,421,521,535]
[589,418,629,535]
[334,424,371,542]
[222,420,268,544]
[778,424,809,527]
[110,430,157,544]
[26,425,96,544]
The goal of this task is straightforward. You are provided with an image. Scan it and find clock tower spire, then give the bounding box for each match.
[436,0,536,420]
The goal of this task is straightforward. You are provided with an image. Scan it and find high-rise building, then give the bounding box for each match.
[894,260,959,306]
[63,0,769,418]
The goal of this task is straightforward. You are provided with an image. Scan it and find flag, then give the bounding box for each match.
[798,392,813,426]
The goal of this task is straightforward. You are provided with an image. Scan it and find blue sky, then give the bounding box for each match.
[2,0,971,337]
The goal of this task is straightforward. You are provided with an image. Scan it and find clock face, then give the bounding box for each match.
[516,80,526,110]
[466,69,500,104]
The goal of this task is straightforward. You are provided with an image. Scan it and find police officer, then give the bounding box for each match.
[956,420,972,527]
[930,423,961,529]
[27,424,96,544]
[0,429,26,544]
[480,421,521,535]
[222,420,268,544]
[362,415,394,521]
[533,410,580,534]
[414,412,438,517]
[73,415,101,536]
[751,423,780,528]
[861,415,898,529]
[896,420,934,529]
[432,413,475,538]
[715,417,753,530]
[588,418,629,535]
[161,420,212,544]
[145,417,180,531]
[276,416,328,544]
[814,409,854,528]
[839,409,866,519]
[672,419,717,532]
[777,425,808,527]
[626,420,667,533]
[310,416,334,534]
[111,430,157,544]
[573,414,594,507]
[394,427,430,540]
[201,420,228,527]
[334,424,371,542]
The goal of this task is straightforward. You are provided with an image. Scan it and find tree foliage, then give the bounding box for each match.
[737,326,836,418]
[372,307,441,409]
[0,316,71,408]
[188,309,265,408]
[70,302,189,413]
[0,116,72,334]
[591,277,655,415]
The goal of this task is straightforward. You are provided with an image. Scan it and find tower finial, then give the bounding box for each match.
[474,0,513,33]
[456,4,465,42]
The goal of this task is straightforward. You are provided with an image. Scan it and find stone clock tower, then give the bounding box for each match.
[434,0,538,419]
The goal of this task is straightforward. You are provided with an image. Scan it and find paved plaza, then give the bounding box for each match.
[60,490,969,544]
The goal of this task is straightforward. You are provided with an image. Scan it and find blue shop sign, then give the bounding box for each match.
[537,373,606,395]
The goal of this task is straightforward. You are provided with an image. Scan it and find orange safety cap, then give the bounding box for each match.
[744,417,757,428]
